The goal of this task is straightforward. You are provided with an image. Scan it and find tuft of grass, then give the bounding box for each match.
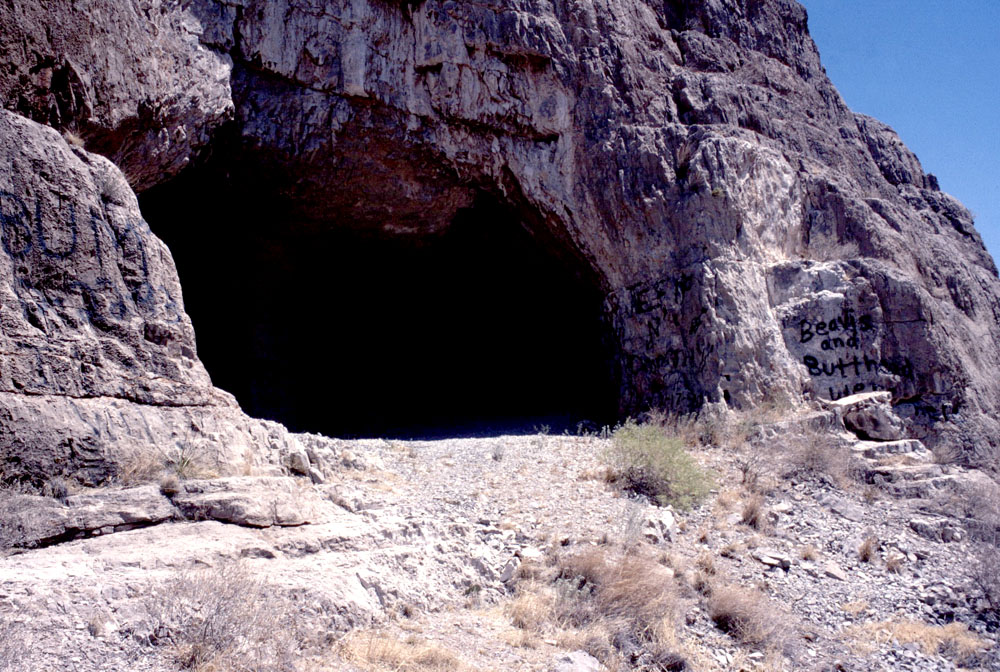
[62,130,84,147]
[506,588,556,631]
[741,493,770,532]
[694,552,716,575]
[339,632,465,671]
[159,474,181,497]
[606,420,712,510]
[707,583,791,649]
[858,535,878,563]
[118,444,217,486]
[885,551,905,574]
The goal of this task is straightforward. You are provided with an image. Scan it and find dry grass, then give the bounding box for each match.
[839,600,870,617]
[118,444,218,485]
[845,620,989,665]
[971,542,1000,614]
[339,632,465,671]
[507,546,686,669]
[62,129,85,147]
[741,493,770,532]
[706,583,791,649]
[690,570,712,595]
[720,540,743,559]
[799,545,819,562]
[857,535,878,563]
[714,487,742,512]
[117,449,166,484]
[694,552,716,575]
[885,551,905,574]
[558,548,678,629]
[506,587,556,631]
[781,429,858,488]
[0,617,26,672]
[141,563,300,671]
[500,628,538,649]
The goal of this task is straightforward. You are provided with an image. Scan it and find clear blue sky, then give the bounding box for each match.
[801,0,1000,263]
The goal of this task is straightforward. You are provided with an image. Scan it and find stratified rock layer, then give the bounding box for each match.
[1,0,998,475]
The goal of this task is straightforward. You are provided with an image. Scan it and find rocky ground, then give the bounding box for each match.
[1,395,998,671]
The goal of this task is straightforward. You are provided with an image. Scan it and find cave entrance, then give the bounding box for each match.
[140,164,619,438]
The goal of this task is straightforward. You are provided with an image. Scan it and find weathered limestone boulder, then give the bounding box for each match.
[1,0,998,471]
[0,485,175,548]
[171,477,317,527]
[827,391,906,441]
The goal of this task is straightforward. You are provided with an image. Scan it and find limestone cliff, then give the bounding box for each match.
[1,0,998,481]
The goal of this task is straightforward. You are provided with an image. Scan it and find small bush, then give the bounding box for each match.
[511,547,684,668]
[781,429,859,487]
[607,420,711,509]
[735,454,768,493]
[971,542,1000,615]
[141,563,299,671]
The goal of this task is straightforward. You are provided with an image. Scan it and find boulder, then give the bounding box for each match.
[552,651,605,672]
[829,392,906,441]
[171,477,316,528]
[909,517,965,543]
[0,485,175,548]
[641,508,676,545]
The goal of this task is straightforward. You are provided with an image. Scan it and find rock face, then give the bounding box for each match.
[1,0,999,474]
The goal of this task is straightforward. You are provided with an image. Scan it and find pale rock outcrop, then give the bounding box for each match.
[0,111,314,483]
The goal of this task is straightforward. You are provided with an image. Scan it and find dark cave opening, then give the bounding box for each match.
[140,166,620,438]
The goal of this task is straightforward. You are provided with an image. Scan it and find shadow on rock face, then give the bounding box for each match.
[140,159,620,439]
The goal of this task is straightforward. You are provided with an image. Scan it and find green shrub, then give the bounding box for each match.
[607,420,711,509]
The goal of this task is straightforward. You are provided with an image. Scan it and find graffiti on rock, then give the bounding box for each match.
[787,303,914,401]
